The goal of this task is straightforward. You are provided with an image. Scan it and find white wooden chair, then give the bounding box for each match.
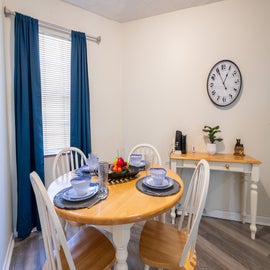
[128,143,162,165]
[139,159,210,270]
[52,147,87,179]
[128,143,166,222]
[30,171,116,270]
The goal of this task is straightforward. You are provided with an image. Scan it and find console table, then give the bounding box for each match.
[170,152,261,240]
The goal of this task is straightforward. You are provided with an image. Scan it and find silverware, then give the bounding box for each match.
[142,187,161,196]
[87,187,108,208]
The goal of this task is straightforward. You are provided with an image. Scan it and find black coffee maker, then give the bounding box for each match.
[175,130,187,154]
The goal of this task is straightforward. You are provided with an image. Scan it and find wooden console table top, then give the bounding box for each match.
[170,152,261,165]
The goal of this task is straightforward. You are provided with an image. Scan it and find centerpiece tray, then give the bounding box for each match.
[108,166,140,181]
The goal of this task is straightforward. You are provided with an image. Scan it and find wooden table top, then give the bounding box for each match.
[170,152,261,165]
[48,168,184,226]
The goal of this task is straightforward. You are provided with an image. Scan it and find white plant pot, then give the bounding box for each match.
[207,143,216,155]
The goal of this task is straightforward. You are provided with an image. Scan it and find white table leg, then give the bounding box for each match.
[250,165,259,240]
[154,213,166,223]
[240,173,247,224]
[112,223,133,270]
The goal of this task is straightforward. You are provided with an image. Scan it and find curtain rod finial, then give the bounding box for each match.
[4,6,15,17]
[4,6,9,17]
[96,36,101,44]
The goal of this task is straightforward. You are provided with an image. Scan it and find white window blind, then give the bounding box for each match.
[39,32,71,155]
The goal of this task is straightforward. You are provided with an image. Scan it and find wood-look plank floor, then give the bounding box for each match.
[10,214,270,270]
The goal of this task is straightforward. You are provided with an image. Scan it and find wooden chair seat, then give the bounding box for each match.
[140,220,197,270]
[43,226,115,270]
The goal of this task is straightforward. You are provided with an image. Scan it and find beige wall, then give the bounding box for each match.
[122,0,270,220]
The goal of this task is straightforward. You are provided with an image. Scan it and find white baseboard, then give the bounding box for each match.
[203,209,242,222]
[177,209,270,226]
[255,215,270,226]
[2,234,14,270]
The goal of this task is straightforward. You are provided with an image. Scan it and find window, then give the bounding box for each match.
[39,32,71,155]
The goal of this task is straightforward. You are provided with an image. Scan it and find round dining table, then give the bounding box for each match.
[48,167,184,270]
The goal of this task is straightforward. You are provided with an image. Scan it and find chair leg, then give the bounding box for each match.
[159,213,166,223]
[171,206,176,224]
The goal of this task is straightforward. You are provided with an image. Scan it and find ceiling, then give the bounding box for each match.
[63,0,225,23]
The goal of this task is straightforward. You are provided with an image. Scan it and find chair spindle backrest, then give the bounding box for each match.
[178,159,210,267]
[128,143,162,165]
[30,172,76,270]
[52,147,87,179]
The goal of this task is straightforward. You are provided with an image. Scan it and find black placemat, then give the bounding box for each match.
[136,177,181,197]
[53,184,101,209]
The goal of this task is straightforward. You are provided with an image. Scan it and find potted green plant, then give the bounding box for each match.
[202,125,223,155]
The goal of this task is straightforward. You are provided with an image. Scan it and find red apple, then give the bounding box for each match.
[117,157,125,167]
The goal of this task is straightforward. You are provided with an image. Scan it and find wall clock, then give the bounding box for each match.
[207,60,242,107]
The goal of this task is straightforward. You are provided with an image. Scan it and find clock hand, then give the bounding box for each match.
[223,73,229,84]
[216,68,227,90]
[223,65,231,85]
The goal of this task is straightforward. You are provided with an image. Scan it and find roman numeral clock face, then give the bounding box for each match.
[207,60,242,107]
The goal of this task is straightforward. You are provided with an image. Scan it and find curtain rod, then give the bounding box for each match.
[4,6,101,44]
